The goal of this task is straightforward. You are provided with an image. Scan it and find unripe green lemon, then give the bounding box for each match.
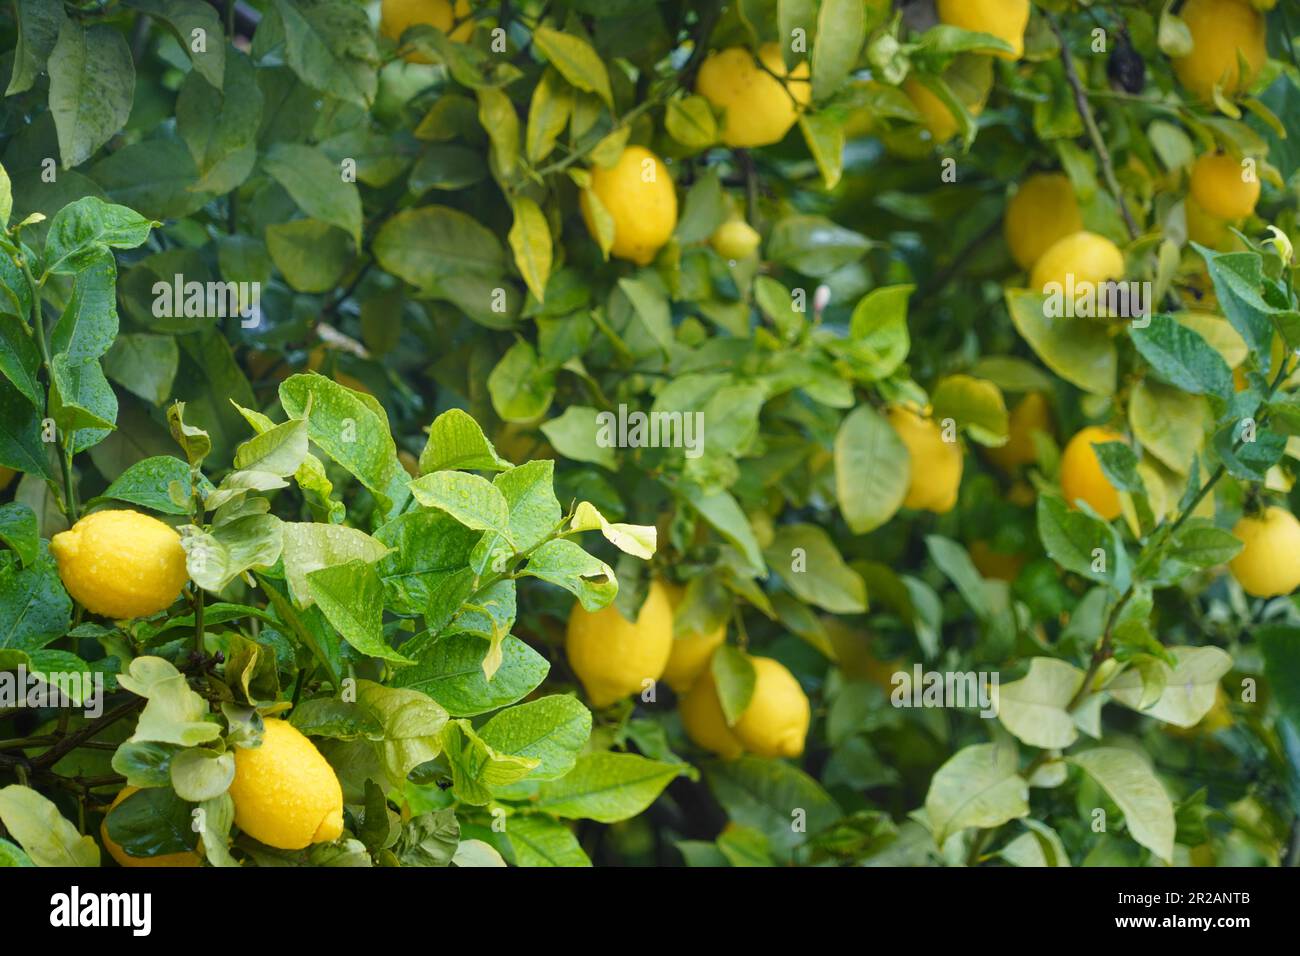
[1030,231,1126,297]
[101,786,202,867]
[660,582,727,694]
[732,657,810,759]
[696,43,811,148]
[1172,0,1266,101]
[936,0,1030,60]
[566,580,674,708]
[887,405,963,514]
[380,0,472,63]
[228,719,345,850]
[1059,426,1125,521]
[580,146,678,266]
[710,219,762,261]
[50,510,189,619]
[1004,174,1084,272]
[1190,152,1260,221]
[679,671,745,759]
[1229,506,1300,597]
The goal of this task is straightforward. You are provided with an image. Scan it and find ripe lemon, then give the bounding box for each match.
[1059,425,1125,521]
[566,579,674,708]
[380,0,472,62]
[660,582,727,693]
[887,405,963,514]
[985,391,1052,474]
[580,145,678,266]
[0,466,14,491]
[902,75,984,144]
[969,540,1027,582]
[50,510,189,620]
[733,657,810,758]
[101,786,201,867]
[1031,231,1126,298]
[1190,152,1260,221]
[1185,195,1237,251]
[936,0,1030,60]
[1172,0,1266,101]
[679,671,745,759]
[710,219,762,261]
[1004,174,1084,272]
[229,719,344,850]
[1229,506,1300,597]
[696,43,811,148]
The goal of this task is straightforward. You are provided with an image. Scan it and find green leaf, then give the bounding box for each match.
[354,679,449,783]
[925,535,990,619]
[373,206,505,289]
[1129,379,1204,475]
[263,143,363,246]
[994,658,1085,748]
[392,633,549,717]
[1006,290,1116,396]
[925,742,1028,844]
[844,284,912,382]
[767,215,869,277]
[666,95,717,150]
[272,0,378,108]
[684,485,765,576]
[521,538,617,612]
[0,503,39,567]
[541,405,617,469]
[1037,494,1128,588]
[535,752,687,822]
[711,645,756,726]
[184,513,283,593]
[617,276,675,354]
[764,523,867,614]
[488,340,556,424]
[0,556,71,652]
[118,656,222,746]
[124,0,225,86]
[799,111,844,189]
[1108,646,1233,728]
[507,814,591,867]
[7,0,67,97]
[408,470,512,539]
[441,719,539,805]
[931,375,1008,447]
[1068,748,1174,863]
[703,756,841,854]
[525,67,573,165]
[46,21,135,169]
[44,196,152,275]
[169,748,235,803]
[97,455,202,515]
[266,219,353,293]
[1195,248,1276,366]
[477,86,521,180]
[105,785,198,858]
[307,560,412,664]
[478,695,592,780]
[103,333,178,406]
[1129,313,1233,400]
[418,408,510,474]
[811,0,865,101]
[532,26,613,108]
[508,198,552,303]
[0,785,99,866]
[675,169,726,245]
[279,521,390,608]
[0,378,53,478]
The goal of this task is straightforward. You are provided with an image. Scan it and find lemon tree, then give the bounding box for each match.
[0,0,1299,871]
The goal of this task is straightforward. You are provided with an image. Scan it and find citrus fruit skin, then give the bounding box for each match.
[1229,506,1300,597]
[1059,426,1125,521]
[1030,231,1126,297]
[228,719,345,851]
[1190,152,1260,221]
[580,145,678,266]
[1004,174,1084,272]
[902,76,980,144]
[1172,0,1267,101]
[985,392,1051,474]
[380,0,472,62]
[101,786,202,867]
[887,405,963,514]
[660,582,727,693]
[566,579,674,708]
[1185,195,1237,251]
[710,219,762,261]
[733,657,810,759]
[679,671,745,759]
[969,540,1027,583]
[936,0,1030,60]
[696,43,811,148]
[50,510,190,620]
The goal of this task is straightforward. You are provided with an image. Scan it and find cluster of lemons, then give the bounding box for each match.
[567,580,811,759]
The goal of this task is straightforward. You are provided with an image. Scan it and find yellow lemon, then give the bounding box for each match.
[733,657,810,759]
[101,786,202,867]
[710,219,762,261]
[969,540,1028,583]
[1030,231,1126,297]
[696,43,811,148]
[660,582,727,694]
[1060,426,1125,521]
[985,391,1052,474]
[1190,152,1260,221]
[50,510,189,620]
[0,466,14,491]
[1185,195,1237,251]
[902,75,984,144]
[566,579,674,708]
[381,0,473,62]
[887,405,963,514]
[679,671,745,759]
[580,145,678,266]
[936,0,1030,60]
[1229,506,1300,597]
[1172,0,1267,101]
[229,719,344,850]
[1004,174,1084,272]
